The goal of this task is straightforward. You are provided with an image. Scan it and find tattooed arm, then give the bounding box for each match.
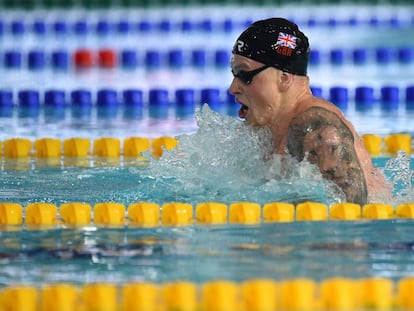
[287,107,368,205]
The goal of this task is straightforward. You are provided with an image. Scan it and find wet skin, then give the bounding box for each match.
[287,107,368,205]
[229,54,381,205]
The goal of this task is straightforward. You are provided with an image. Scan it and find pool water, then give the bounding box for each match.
[1,105,414,289]
[1,219,414,287]
[0,3,414,300]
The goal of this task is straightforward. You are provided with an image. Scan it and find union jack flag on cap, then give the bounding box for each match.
[276,32,297,49]
[232,18,309,76]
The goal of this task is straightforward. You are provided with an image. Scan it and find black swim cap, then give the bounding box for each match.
[232,18,310,76]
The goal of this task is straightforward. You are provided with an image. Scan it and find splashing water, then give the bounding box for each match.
[383,151,414,205]
[139,105,346,206]
[2,104,413,209]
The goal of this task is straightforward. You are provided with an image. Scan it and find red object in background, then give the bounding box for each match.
[73,49,94,68]
[98,49,117,68]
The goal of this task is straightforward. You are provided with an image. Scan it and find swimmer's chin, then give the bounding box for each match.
[241,118,258,127]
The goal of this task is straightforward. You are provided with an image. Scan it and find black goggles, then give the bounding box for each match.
[231,65,271,85]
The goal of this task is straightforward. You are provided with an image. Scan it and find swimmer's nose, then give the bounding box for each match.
[229,77,240,95]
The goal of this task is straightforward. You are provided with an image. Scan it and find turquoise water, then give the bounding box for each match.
[0,155,410,207]
[0,107,414,288]
[4,105,411,208]
[1,219,414,287]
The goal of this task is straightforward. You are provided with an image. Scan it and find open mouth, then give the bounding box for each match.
[238,104,248,119]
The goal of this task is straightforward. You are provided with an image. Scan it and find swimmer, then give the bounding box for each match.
[229,17,390,205]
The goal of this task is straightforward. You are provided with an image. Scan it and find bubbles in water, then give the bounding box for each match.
[142,105,345,206]
[383,151,414,205]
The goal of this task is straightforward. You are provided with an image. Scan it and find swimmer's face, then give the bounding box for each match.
[303,125,357,192]
[229,54,281,126]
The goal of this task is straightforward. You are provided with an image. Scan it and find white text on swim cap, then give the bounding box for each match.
[236,40,245,52]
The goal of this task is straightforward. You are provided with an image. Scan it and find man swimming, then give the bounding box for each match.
[229,17,389,205]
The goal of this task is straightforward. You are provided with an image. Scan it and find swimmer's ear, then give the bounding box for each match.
[279,72,294,92]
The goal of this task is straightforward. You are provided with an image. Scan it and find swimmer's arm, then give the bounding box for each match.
[286,107,368,205]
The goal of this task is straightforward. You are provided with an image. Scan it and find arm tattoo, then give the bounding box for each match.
[287,107,368,205]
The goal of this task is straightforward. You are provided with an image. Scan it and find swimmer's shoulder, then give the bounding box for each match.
[297,96,344,117]
[292,96,357,134]
[288,98,361,154]
[291,97,345,125]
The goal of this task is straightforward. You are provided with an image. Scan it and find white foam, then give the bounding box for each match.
[145,104,346,206]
